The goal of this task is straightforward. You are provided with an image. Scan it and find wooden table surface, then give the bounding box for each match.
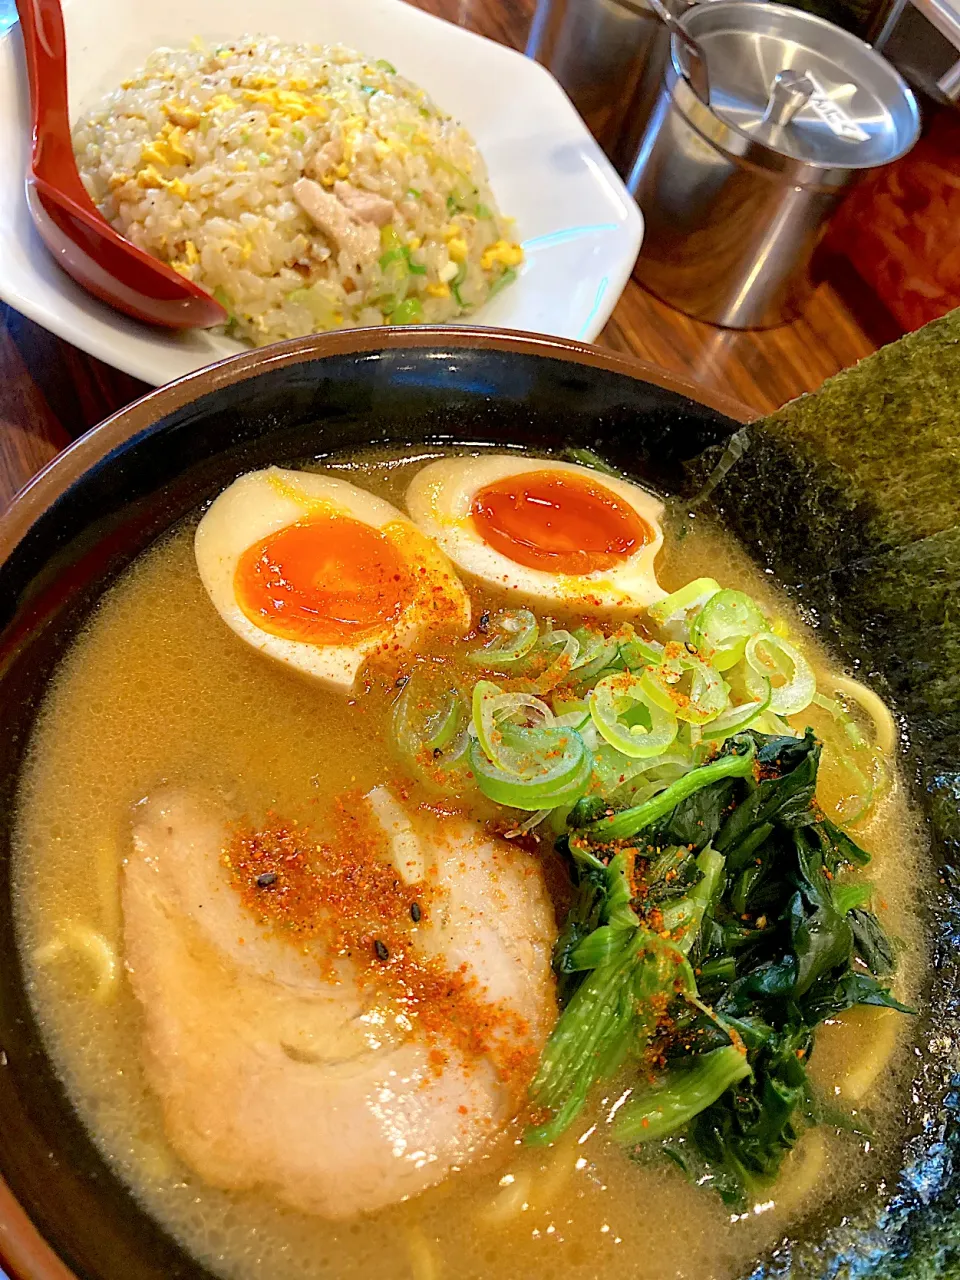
[0,0,892,513]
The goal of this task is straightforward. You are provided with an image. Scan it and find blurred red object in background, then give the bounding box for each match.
[828,109,960,333]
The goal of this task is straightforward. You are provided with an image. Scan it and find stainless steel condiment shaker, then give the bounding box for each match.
[526,0,673,158]
[627,1,921,328]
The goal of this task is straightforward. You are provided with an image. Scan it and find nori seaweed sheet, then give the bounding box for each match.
[685,309,960,1277]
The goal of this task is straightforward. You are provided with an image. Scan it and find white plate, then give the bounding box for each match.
[0,0,642,386]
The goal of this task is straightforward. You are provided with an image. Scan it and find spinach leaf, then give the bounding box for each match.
[849,907,897,976]
[820,816,872,869]
[646,775,741,852]
[715,729,820,868]
[789,886,854,995]
[800,969,914,1023]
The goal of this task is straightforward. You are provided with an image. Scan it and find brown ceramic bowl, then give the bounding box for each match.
[5,326,960,1280]
[0,328,746,1280]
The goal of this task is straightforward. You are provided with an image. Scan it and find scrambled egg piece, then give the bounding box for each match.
[481,240,524,271]
[162,100,201,129]
[207,93,239,114]
[426,282,450,298]
[340,116,369,164]
[320,162,351,187]
[245,88,329,122]
[136,166,188,197]
[447,237,468,263]
[140,123,192,167]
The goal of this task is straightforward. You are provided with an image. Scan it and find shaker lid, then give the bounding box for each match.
[678,0,919,169]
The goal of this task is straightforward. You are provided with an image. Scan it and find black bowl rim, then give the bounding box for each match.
[0,325,750,568]
[0,324,750,1280]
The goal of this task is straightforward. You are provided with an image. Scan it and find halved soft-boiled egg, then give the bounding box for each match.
[195,467,470,690]
[405,456,666,608]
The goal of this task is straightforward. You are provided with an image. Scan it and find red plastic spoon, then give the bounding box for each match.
[16,0,228,328]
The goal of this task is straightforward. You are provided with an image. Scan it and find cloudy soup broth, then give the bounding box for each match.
[13,445,927,1280]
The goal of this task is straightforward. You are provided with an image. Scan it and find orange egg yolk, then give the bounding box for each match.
[234,515,412,646]
[470,470,651,575]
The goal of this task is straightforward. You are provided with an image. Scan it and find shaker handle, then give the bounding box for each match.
[762,69,815,127]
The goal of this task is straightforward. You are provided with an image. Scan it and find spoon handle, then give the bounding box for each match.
[16,0,88,200]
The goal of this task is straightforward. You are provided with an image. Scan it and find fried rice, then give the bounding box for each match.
[73,36,523,345]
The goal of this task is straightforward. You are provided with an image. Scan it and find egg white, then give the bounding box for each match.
[195,466,470,690]
[405,456,666,609]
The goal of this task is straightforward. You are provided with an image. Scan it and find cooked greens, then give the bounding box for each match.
[530,728,910,1207]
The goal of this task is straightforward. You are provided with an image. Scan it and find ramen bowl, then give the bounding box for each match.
[0,327,957,1280]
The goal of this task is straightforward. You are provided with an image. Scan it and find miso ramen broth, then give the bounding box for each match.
[13,446,927,1280]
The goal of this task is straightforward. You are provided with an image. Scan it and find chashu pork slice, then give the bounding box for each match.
[122,789,556,1219]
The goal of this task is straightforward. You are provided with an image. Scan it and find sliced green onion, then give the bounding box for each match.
[701,677,771,740]
[450,260,467,307]
[392,674,469,779]
[753,711,797,737]
[504,808,554,838]
[647,578,721,635]
[612,1045,752,1144]
[617,626,665,671]
[567,628,618,681]
[584,737,757,841]
[690,589,769,671]
[563,447,621,478]
[744,634,815,716]
[390,297,423,325]
[640,650,729,726]
[468,727,590,810]
[212,285,236,324]
[590,672,679,759]
[472,681,554,775]
[406,187,422,199]
[381,244,427,276]
[423,689,466,752]
[553,696,591,729]
[489,267,517,298]
[379,246,407,271]
[468,609,539,668]
[523,629,580,694]
[475,202,492,218]
[591,743,653,796]
[375,58,397,74]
